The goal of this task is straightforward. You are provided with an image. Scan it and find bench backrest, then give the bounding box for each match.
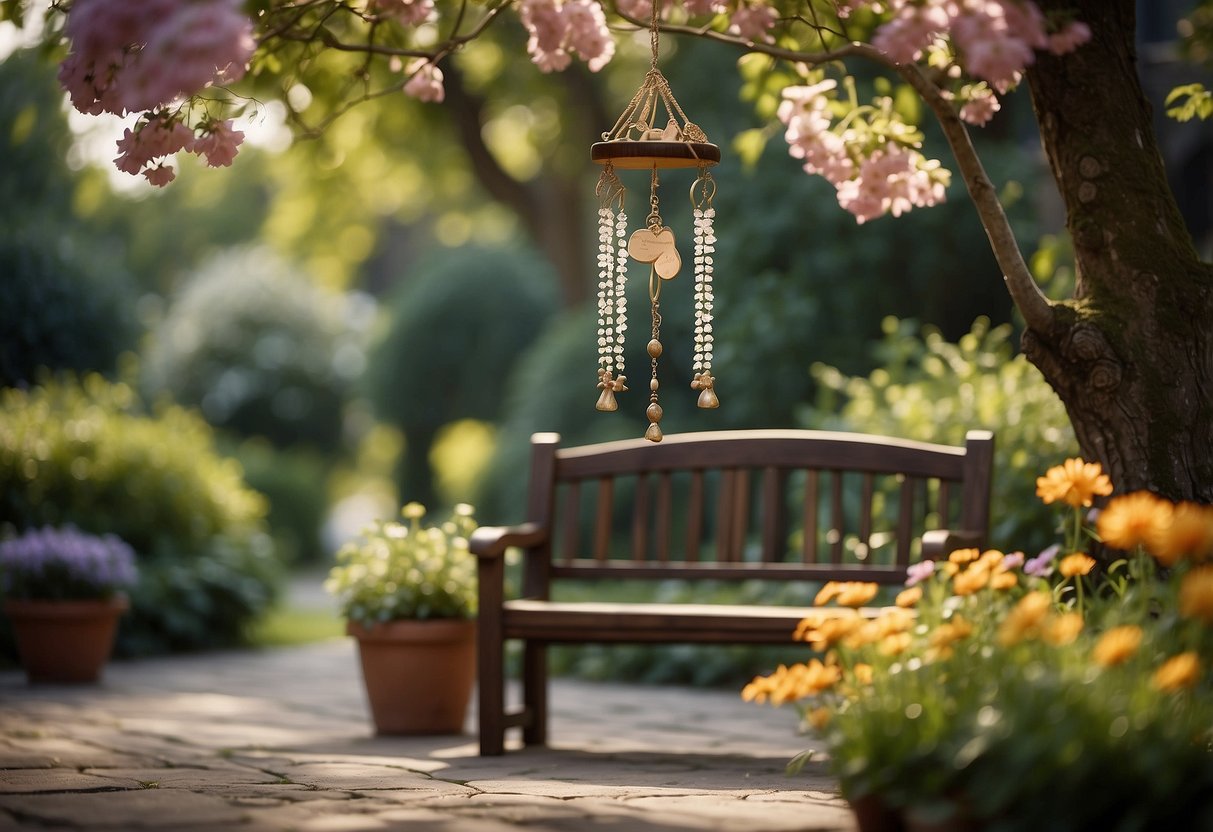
[518,429,994,593]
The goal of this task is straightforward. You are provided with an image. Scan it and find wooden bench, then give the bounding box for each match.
[471,428,994,755]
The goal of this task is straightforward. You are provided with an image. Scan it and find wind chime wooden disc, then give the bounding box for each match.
[591,140,721,169]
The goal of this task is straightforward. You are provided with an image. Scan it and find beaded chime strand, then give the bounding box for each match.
[595,163,629,412]
[690,168,719,409]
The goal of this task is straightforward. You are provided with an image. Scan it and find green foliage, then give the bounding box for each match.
[325,503,477,624]
[1166,83,1213,122]
[142,246,372,451]
[804,317,1078,553]
[227,439,332,565]
[0,374,281,654]
[365,244,559,506]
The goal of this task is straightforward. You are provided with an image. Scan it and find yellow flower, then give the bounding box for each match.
[835,582,880,608]
[930,616,974,649]
[952,568,989,596]
[1092,625,1143,667]
[1147,502,1213,566]
[743,660,841,705]
[852,663,874,685]
[895,586,923,608]
[795,613,862,651]
[989,571,1018,591]
[806,706,832,731]
[1152,652,1201,692]
[949,548,981,565]
[998,591,1052,646]
[1098,492,1170,552]
[1179,567,1213,625]
[1059,553,1097,578]
[814,582,842,606]
[1036,458,1113,508]
[977,549,1005,569]
[873,608,915,636]
[1042,612,1084,646]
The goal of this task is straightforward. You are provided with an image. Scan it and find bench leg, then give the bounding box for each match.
[522,640,548,747]
[477,560,506,756]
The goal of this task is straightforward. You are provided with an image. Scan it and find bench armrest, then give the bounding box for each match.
[470,523,548,559]
[921,529,985,560]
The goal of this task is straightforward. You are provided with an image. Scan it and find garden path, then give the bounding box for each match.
[0,638,855,831]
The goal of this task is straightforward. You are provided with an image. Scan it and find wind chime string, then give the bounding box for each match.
[595,163,629,412]
[691,167,719,408]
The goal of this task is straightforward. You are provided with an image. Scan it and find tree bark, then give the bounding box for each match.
[1025,0,1213,500]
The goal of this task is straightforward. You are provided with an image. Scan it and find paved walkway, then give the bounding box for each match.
[0,639,855,831]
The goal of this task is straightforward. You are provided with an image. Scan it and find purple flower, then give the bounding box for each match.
[0,526,138,601]
[1023,543,1060,578]
[905,559,936,587]
[1002,551,1025,571]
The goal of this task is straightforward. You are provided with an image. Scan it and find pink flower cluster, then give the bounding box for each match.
[404,60,445,102]
[616,0,653,20]
[778,82,948,224]
[728,4,778,43]
[682,0,728,15]
[114,113,245,186]
[519,0,615,72]
[58,0,254,116]
[368,0,435,26]
[864,0,1091,93]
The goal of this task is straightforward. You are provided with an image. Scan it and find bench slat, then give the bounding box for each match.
[594,477,613,562]
[632,472,650,562]
[548,561,908,583]
[803,469,819,563]
[686,470,704,562]
[560,481,579,564]
[655,472,672,563]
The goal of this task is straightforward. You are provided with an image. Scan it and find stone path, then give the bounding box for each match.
[0,640,855,831]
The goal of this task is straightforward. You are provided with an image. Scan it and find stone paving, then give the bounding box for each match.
[0,640,855,831]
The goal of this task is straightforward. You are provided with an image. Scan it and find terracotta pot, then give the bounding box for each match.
[4,597,128,683]
[347,617,476,735]
[849,793,906,832]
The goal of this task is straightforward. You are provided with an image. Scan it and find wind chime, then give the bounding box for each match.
[591,0,720,443]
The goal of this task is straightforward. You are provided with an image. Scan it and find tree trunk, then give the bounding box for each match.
[1023,0,1213,501]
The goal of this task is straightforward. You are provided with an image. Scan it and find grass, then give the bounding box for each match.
[246,605,345,647]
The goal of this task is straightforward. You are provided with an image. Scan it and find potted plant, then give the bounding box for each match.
[326,502,478,735]
[744,459,1213,831]
[1,525,138,683]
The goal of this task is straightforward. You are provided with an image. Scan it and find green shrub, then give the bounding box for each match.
[804,316,1079,553]
[226,438,331,565]
[0,374,281,655]
[142,246,371,451]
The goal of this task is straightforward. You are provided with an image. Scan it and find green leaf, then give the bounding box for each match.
[733,128,769,168]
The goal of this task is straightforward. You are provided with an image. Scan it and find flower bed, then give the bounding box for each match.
[745,460,1213,829]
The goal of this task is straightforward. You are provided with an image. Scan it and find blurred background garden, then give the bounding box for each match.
[1,2,1209,683]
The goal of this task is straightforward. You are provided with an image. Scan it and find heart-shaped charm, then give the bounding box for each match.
[628,227,677,263]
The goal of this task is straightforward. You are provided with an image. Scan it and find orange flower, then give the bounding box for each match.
[796,613,862,651]
[896,586,923,608]
[742,659,842,705]
[852,663,874,685]
[952,568,989,596]
[814,582,842,606]
[806,706,832,730]
[1059,553,1097,578]
[998,591,1052,646]
[837,582,880,608]
[1042,612,1084,646]
[949,548,981,565]
[1179,567,1213,625]
[1098,492,1170,551]
[1036,458,1113,508]
[1152,652,1201,692]
[930,616,973,649]
[1093,625,1143,667]
[1147,502,1213,566]
[989,571,1018,591]
[880,632,912,656]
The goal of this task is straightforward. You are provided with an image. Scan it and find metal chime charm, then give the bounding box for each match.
[588,0,722,440]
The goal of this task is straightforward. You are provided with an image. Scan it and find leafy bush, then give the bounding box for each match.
[0,374,281,654]
[365,244,558,508]
[142,246,373,451]
[227,438,331,565]
[804,316,1079,553]
[325,503,477,624]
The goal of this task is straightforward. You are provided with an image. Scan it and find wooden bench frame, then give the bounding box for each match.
[471,428,994,755]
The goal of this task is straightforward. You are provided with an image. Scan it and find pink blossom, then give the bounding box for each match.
[729,4,778,43]
[562,0,614,72]
[369,0,435,26]
[1048,21,1091,55]
[616,0,653,20]
[682,0,727,15]
[520,0,572,72]
[143,163,176,187]
[1002,551,1025,571]
[952,9,1034,92]
[837,146,947,223]
[192,119,245,167]
[906,559,936,587]
[959,86,1001,125]
[113,111,195,180]
[403,60,445,102]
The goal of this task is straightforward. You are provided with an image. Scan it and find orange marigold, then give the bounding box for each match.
[989,571,1018,591]
[1147,502,1213,566]
[880,632,912,656]
[1098,492,1171,552]
[1092,625,1143,667]
[952,568,989,596]
[1152,652,1201,692]
[1036,458,1113,508]
[949,548,981,565]
[852,663,874,685]
[1042,612,1084,646]
[806,706,832,731]
[930,616,974,649]
[814,582,843,606]
[895,586,923,608]
[1059,553,1097,578]
[835,582,880,608]
[998,591,1052,646]
[1179,567,1213,625]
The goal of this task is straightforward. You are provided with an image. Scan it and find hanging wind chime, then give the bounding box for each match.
[591,0,720,443]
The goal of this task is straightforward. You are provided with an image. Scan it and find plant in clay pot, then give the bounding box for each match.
[1,525,138,683]
[326,502,477,734]
[744,459,1213,831]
